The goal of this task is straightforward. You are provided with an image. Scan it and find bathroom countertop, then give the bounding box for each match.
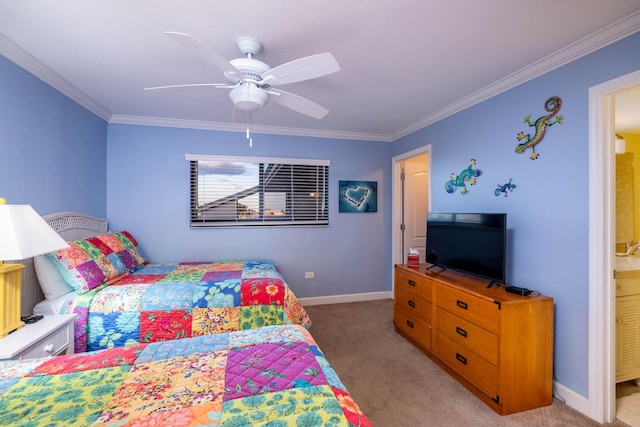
[614,255,640,278]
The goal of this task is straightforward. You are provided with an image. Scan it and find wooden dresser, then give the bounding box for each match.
[394,263,554,415]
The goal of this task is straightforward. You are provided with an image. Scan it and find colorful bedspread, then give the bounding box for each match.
[0,325,370,427]
[60,260,311,352]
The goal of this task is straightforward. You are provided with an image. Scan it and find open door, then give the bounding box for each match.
[401,153,430,262]
[392,146,431,268]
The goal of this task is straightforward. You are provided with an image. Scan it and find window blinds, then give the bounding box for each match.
[186,154,330,227]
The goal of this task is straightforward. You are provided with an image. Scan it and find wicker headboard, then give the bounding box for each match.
[20,212,107,316]
[42,211,108,241]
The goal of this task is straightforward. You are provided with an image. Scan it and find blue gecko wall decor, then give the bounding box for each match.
[445,159,481,194]
[515,96,563,160]
[495,178,516,197]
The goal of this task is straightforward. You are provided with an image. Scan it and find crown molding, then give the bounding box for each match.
[390,11,640,141]
[2,10,639,142]
[0,32,388,142]
[109,114,392,142]
[0,33,112,121]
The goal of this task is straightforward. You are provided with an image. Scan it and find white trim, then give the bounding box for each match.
[110,114,392,142]
[298,291,392,307]
[391,12,640,141]
[587,69,640,423]
[0,33,112,122]
[555,382,590,416]
[2,14,638,142]
[116,12,640,143]
[391,146,432,265]
[185,153,330,166]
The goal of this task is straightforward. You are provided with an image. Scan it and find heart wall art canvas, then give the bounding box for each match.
[339,180,378,213]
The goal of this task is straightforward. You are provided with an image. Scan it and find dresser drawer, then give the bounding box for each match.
[395,268,433,301]
[435,307,498,365]
[434,331,498,398]
[396,287,432,324]
[18,325,70,360]
[436,283,499,334]
[616,277,640,297]
[395,305,432,350]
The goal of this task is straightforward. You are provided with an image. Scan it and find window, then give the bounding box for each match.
[186,154,330,227]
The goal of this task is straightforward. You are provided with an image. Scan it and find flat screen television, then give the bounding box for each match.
[426,212,507,285]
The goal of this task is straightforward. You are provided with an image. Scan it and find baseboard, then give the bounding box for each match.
[554,381,591,419]
[298,291,393,306]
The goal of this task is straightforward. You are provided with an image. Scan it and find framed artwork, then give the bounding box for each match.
[339,180,377,213]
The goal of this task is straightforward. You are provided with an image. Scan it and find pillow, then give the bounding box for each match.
[98,231,146,272]
[45,231,146,294]
[34,254,74,300]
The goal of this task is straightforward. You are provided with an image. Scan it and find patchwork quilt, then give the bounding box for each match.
[0,325,371,427]
[59,260,311,352]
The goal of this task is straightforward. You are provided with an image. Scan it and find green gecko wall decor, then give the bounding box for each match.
[515,96,563,160]
[445,159,481,194]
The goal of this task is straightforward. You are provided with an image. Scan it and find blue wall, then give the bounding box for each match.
[392,32,640,397]
[106,124,392,299]
[0,56,107,217]
[4,30,640,403]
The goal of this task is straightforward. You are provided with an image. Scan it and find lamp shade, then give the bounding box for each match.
[0,204,69,261]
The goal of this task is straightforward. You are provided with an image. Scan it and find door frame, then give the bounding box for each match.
[588,68,640,423]
[391,145,432,268]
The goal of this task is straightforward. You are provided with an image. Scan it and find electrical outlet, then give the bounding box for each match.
[305,272,315,279]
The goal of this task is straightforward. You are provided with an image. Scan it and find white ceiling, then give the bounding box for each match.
[1,1,640,141]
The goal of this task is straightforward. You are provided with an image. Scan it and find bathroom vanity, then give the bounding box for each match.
[614,256,640,383]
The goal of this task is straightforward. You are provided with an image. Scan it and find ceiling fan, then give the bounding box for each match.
[145,32,341,120]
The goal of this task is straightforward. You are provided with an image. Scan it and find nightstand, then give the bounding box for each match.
[0,314,76,361]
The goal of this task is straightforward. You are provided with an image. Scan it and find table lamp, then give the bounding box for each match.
[0,198,69,336]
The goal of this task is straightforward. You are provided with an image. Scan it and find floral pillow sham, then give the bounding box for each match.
[46,231,145,294]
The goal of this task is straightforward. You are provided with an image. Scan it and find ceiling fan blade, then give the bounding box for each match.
[261,52,340,86]
[268,89,330,119]
[144,83,234,91]
[164,31,242,83]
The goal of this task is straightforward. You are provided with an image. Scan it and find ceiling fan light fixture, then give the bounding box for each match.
[229,84,269,111]
[154,32,339,119]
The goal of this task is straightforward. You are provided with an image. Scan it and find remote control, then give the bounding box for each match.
[21,315,44,324]
[505,286,531,296]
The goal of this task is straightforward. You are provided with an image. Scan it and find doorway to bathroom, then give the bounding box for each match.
[588,69,640,424]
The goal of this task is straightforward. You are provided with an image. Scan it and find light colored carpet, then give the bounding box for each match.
[617,393,640,427]
[305,299,630,426]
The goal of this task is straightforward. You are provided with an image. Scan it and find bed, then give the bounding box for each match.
[0,324,370,427]
[29,212,310,353]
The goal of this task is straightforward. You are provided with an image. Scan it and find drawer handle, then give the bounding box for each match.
[455,353,467,365]
[456,300,468,310]
[44,344,54,354]
[408,300,416,308]
[456,326,467,338]
[408,279,416,287]
[406,320,414,329]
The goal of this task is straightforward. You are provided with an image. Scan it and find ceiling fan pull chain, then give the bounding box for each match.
[246,127,253,147]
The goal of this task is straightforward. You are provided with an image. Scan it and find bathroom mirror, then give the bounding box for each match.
[616,151,634,252]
